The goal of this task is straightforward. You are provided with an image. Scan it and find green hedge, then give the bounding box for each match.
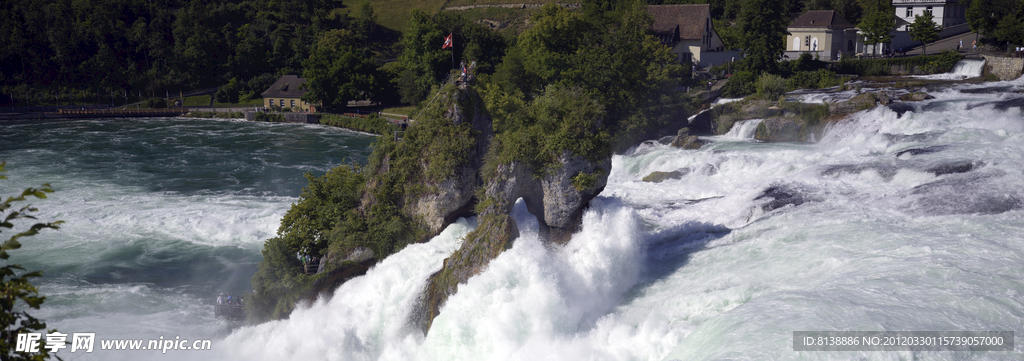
[319,114,399,135]
[833,51,963,76]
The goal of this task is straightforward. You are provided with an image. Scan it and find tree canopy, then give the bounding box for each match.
[0,0,336,100]
[859,0,896,57]
[739,0,791,74]
[301,30,385,111]
[909,12,941,54]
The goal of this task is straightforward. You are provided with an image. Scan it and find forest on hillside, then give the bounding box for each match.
[1,0,1020,108]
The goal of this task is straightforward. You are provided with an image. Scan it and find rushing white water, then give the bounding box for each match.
[718,118,764,140]
[951,58,987,77]
[206,78,1024,360]
[5,77,1024,360]
[0,118,375,361]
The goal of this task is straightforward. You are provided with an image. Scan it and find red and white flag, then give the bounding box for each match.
[441,33,453,49]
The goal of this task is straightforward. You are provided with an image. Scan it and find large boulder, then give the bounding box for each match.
[829,92,880,115]
[754,117,804,142]
[670,127,705,149]
[642,169,688,183]
[899,92,935,102]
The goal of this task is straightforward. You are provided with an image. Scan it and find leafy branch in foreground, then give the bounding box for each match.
[1,162,63,361]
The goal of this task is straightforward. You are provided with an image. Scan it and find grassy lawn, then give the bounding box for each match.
[446,0,549,6]
[182,95,211,107]
[362,0,447,32]
[213,97,263,107]
[449,6,544,35]
[380,105,417,116]
[349,0,554,34]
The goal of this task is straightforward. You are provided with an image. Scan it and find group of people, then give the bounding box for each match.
[216,292,243,306]
[301,254,319,268]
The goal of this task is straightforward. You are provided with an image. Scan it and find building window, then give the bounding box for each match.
[291,100,295,108]
[268,99,273,107]
[925,6,932,15]
[906,7,912,17]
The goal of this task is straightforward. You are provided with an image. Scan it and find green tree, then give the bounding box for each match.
[966,0,998,38]
[395,10,506,105]
[249,164,365,322]
[301,29,383,111]
[859,1,895,57]
[993,14,1024,47]
[397,10,453,105]
[740,0,791,74]
[909,12,941,55]
[1,162,62,361]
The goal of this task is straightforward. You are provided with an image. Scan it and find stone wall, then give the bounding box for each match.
[243,111,318,123]
[982,55,1024,81]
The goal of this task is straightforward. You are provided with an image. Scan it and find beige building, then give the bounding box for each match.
[785,10,861,61]
[647,4,739,67]
[261,75,314,112]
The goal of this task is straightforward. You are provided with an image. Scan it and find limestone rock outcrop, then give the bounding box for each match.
[416,151,610,332]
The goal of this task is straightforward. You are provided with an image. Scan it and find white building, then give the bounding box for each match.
[884,0,970,52]
[893,0,968,31]
[784,10,862,61]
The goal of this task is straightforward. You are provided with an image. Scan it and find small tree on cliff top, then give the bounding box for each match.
[1,162,62,361]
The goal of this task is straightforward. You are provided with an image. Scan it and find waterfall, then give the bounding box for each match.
[950,58,986,78]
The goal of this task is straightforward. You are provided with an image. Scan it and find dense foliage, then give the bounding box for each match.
[486,3,686,153]
[395,10,507,105]
[858,0,895,57]
[833,50,963,75]
[739,0,791,74]
[1,162,62,361]
[301,29,387,111]
[967,0,1024,46]
[0,0,340,101]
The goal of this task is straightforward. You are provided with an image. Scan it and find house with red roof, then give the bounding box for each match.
[647,4,740,68]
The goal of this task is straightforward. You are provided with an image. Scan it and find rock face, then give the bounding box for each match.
[754,117,804,142]
[828,92,881,115]
[389,84,612,333]
[899,92,935,102]
[311,85,495,304]
[416,151,610,332]
[670,127,705,149]
[410,86,493,234]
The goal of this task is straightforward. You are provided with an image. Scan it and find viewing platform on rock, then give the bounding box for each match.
[304,258,321,275]
[214,304,245,321]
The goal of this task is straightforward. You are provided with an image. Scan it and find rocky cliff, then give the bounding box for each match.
[408,84,612,333]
